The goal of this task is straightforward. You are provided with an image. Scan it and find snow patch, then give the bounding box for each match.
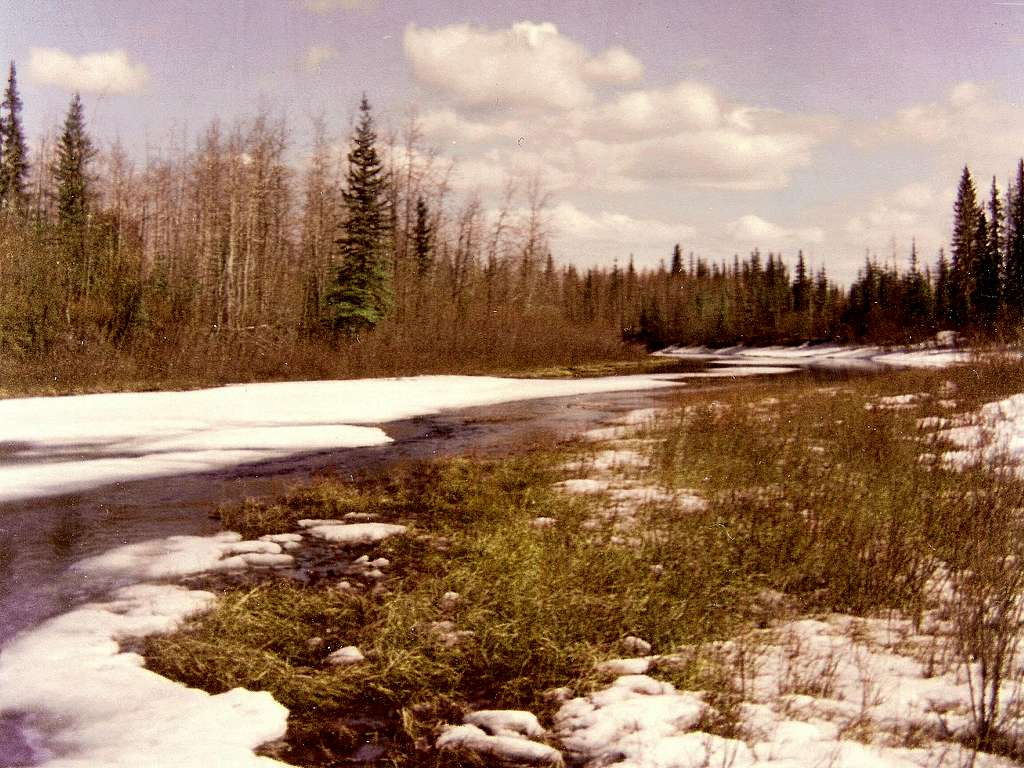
[73,532,294,582]
[0,583,290,768]
[302,522,408,545]
[0,374,684,503]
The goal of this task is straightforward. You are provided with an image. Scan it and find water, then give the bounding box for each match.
[0,387,687,651]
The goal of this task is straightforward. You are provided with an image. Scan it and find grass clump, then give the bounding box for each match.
[150,357,1024,764]
[148,453,765,765]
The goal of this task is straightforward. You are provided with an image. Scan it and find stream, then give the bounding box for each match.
[0,385,692,652]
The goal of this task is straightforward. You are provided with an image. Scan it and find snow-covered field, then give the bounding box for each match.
[0,374,691,503]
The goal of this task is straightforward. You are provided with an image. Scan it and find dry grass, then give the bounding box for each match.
[144,356,1024,765]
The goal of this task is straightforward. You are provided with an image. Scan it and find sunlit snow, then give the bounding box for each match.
[0,374,687,503]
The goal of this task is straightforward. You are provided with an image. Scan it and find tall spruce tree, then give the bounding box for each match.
[670,243,683,276]
[934,248,953,327]
[1006,159,1024,320]
[326,95,392,336]
[973,177,1003,329]
[950,166,981,327]
[0,61,29,214]
[412,195,433,277]
[53,93,96,297]
[792,249,810,312]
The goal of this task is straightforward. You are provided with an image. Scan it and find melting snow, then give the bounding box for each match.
[658,341,974,372]
[0,374,686,503]
[936,392,1024,475]
[0,583,290,768]
[299,521,408,545]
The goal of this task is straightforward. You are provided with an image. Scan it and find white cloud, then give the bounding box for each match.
[877,81,1024,170]
[300,0,378,12]
[301,45,339,75]
[582,46,644,85]
[844,182,950,253]
[727,214,824,245]
[404,21,644,110]
[589,81,722,138]
[28,48,148,95]
[550,201,695,263]
[406,23,830,193]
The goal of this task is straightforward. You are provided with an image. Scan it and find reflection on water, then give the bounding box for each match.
[49,510,85,560]
[0,385,691,650]
[0,358,897,652]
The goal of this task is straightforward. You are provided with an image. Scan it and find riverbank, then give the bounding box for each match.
[126,356,1024,767]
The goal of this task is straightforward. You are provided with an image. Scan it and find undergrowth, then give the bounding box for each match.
[146,356,1024,765]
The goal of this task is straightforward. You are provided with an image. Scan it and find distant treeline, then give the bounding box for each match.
[1,60,1022,388]
[624,163,1024,349]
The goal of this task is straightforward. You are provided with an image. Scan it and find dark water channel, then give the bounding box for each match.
[0,385,698,651]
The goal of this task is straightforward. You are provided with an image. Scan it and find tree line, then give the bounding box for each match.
[621,163,1024,349]
[1,58,1022,389]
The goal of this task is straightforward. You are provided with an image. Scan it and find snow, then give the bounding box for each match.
[0,583,290,768]
[596,657,652,676]
[436,723,562,765]
[0,373,685,503]
[555,675,706,765]
[553,478,611,494]
[658,341,974,372]
[464,710,547,738]
[936,392,1024,475]
[437,710,560,765]
[73,531,293,582]
[300,521,408,545]
[554,615,1023,768]
[0,529,344,766]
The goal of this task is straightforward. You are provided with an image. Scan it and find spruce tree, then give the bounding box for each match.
[0,61,29,214]
[412,195,433,277]
[670,243,683,276]
[973,178,1003,330]
[326,95,392,336]
[950,166,981,327]
[792,249,810,312]
[53,93,96,296]
[1006,160,1024,320]
[934,248,953,327]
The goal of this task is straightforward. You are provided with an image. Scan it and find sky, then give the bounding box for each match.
[3,0,1024,282]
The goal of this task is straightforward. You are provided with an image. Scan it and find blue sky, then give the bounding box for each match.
[4,0,1024,281]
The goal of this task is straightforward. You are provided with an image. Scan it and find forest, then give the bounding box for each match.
[2,59,1023,390]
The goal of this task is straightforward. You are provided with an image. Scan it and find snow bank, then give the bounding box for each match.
[0,528,327,765]
[73,531,294,582]
[0,583,290,768]
[555,616,1020,768]
[938,392,1024,475]
[658,342,973,371]
[0,374,684,503]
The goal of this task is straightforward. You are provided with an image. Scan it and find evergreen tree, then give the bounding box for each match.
[973,178,1003,329]
[326,95,392,336]
[670,243,683,276]
[901,239,931,335]
[792,249,810,312]
[1005,160,1024,320]
[950,166,981,327]
[0,61,29,214]
[53,93,96,296]
[412,195,433,277]
[934,248,953,327]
